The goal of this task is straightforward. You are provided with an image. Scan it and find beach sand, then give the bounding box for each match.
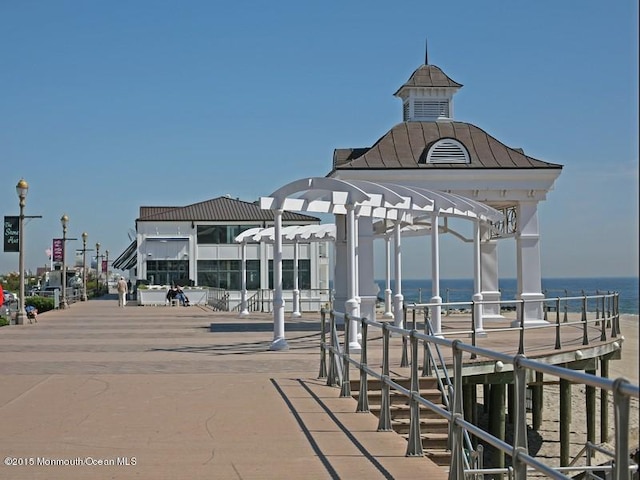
[529,314,639,475]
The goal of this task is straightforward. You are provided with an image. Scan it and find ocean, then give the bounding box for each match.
[373,277,639,315]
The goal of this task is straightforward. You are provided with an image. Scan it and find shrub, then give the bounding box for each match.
[26,296,55,314]
[0,317,9,327]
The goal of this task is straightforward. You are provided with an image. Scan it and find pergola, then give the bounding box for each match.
[259,177,502,351]
[234,223,336,318]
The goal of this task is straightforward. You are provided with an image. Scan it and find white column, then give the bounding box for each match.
[291,239,301,318]
[480,223,502,320]
[472,220,486,336]
[239,241,249,316]
[383,232,393,318]
[356,216,377,322]
[430,212,442,335]
[333,214,348,318]
[393,222,404,329]
[345,204,361,351]
[270,210,288,350]
[354,214,360,306]
[515,201,546,325]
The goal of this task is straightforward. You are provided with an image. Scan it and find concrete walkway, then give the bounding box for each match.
[0,297,447,480]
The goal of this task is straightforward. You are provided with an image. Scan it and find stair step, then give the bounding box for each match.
[368,403,446,420]
[391,417,449,435]
[350,377,439,391]
[352,389,443,406]
[350,376,454,468]
[401,432,450,450]
[424,449,452,466]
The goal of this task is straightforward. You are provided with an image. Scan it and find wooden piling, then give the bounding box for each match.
[586,369,596,454]
[532,372,543,431]
[600,358,609,443]
[488,383,506,476]
[560,378,571,466]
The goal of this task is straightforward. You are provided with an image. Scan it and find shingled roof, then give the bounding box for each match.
[394,64,463,96]
[138,196,319,222]
[331,121,563,171]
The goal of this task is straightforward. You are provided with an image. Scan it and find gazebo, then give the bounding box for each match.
[260,55,562,351]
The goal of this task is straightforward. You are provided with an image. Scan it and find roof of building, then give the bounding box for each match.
[331,121,563,171]
[137,196,320,223]
[394,64,463,95]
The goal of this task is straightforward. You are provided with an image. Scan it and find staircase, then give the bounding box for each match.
[350,377,452,466]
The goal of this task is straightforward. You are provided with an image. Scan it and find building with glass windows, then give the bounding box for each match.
[112,196,329,310]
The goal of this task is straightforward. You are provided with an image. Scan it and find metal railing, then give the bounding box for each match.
[230,289,272,313]
[319,299,639,480]
[207,287,229,311]
[404,293,620,357]
[230,288,334,313]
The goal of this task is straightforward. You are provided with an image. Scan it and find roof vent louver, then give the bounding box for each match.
[426,139,470,164]
[413,100,449,120]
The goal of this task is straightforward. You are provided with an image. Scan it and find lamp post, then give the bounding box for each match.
[105,250,109,293]
[15,179,29,325]
[81,232,88,301]
[95,242,100,294]
[60,214,69,309]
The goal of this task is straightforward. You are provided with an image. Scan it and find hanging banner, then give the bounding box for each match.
[102,260,108,272]
[52,238,64,262]
[3,216,19,252]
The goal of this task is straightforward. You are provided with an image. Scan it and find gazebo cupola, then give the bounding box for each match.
[394,60,463,122]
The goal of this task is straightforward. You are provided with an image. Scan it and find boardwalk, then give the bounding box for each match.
[0,297,447,480]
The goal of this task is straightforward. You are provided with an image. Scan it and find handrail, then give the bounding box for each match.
[415,306,477,470]
[231,288,332,313]
[207,288,229,311]
[406,292,620,356]
[320,301,639,480]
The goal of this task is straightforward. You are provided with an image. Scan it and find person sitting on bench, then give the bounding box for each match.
[166,286,189,306]
[175,286,190,306]
[166,286,178,305]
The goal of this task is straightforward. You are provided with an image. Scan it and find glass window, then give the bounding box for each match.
[197,226,226,244]
[197,260,260,290]
[146,260,189,286]
[197,225,260,244]
[269,259,311,290]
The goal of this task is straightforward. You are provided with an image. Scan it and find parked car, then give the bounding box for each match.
[3,291,16,303]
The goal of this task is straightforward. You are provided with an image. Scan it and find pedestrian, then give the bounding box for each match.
[116,276,128,307]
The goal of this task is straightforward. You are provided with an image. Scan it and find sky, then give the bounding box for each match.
[1,0,638,281]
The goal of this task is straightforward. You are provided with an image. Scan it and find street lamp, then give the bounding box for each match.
[15,179,29,325]
[105,249,109,292]
[95,242,100,294]
[81,232,88,301]
[60,214,69,309]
